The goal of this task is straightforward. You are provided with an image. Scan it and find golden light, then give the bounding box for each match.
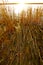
[8,0,28,15]
[8,0,27,3]
[14,4,28,15]
[2,0,43,15]
[14,0,26,14]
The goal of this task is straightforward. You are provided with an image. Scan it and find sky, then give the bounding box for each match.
[0,0,43,3]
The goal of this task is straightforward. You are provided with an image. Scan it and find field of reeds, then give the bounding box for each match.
[0,5,43,65]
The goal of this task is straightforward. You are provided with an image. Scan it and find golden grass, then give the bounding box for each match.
[0,5,43,65]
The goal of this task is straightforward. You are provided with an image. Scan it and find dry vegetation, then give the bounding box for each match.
[0,5,43,65]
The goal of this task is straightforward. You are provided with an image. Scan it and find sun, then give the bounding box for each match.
[14,4,28,15]
[8,0,28,15]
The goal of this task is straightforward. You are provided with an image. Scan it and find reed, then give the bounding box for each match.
[0,5,43,65]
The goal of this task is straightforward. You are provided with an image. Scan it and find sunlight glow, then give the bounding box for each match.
[2,0,43,15]
[8,0,27,3]
[14,4,28,15]
[6,0,43,3]
[5,0,28,15]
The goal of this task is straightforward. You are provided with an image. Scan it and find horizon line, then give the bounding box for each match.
[0,3,43,5]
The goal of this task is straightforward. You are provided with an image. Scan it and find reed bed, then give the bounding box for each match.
[0,5,43,65]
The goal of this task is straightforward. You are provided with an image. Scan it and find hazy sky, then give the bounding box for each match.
[0,0,43,3]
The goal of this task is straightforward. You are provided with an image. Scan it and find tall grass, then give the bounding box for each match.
[0,5,43,65]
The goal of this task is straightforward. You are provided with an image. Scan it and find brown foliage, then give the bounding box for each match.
[0,6,43,65]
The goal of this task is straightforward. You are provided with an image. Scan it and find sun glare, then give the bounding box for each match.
[3,0,43,15]
[7,0,28,15]
[14,4,28,15]
[8,0,27,3]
